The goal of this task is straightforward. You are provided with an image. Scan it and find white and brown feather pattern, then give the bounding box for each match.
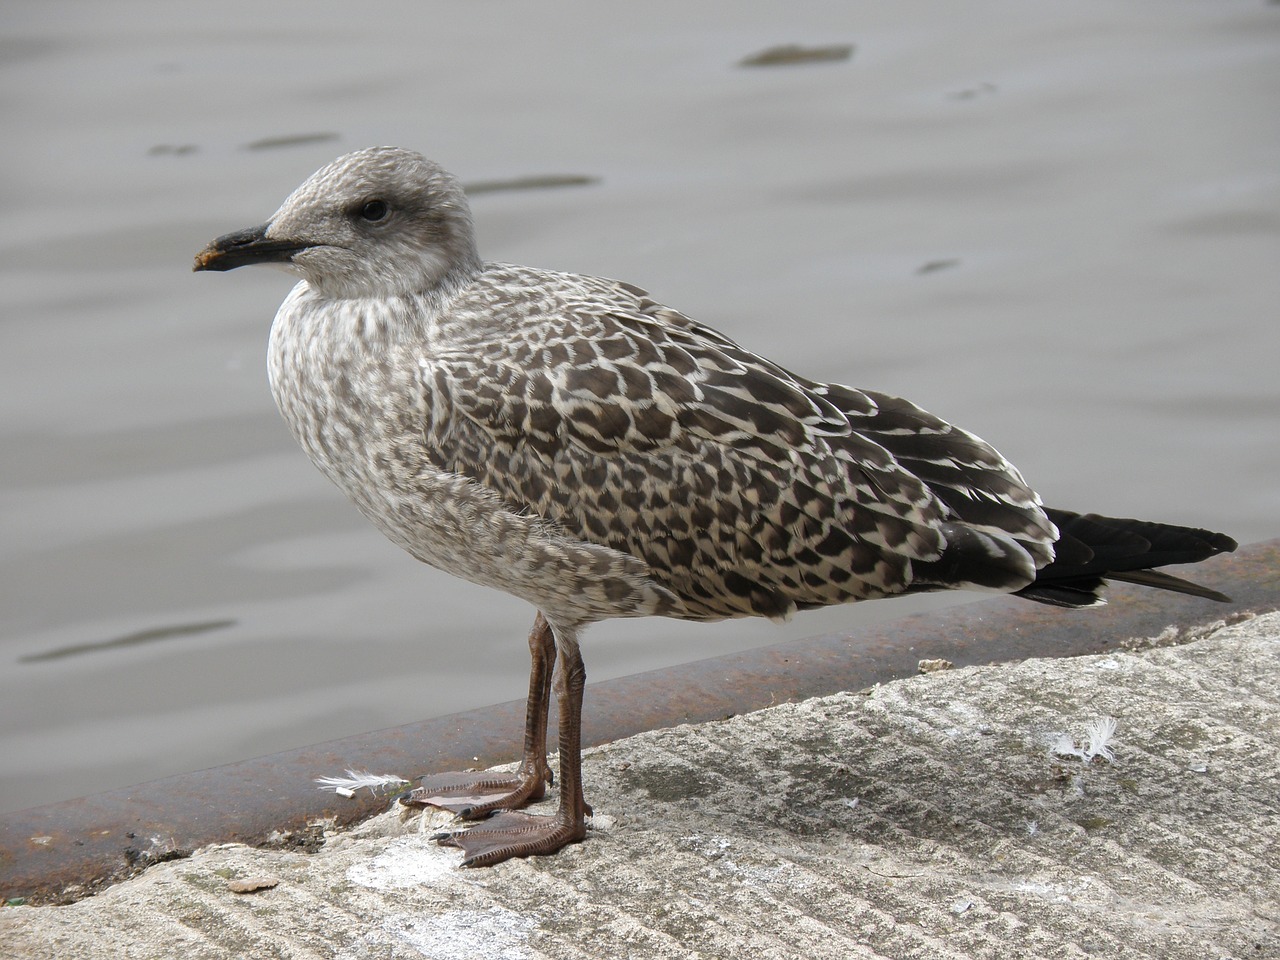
[413,266,1053,620]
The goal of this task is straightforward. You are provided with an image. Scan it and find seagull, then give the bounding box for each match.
[194,147,1236,866]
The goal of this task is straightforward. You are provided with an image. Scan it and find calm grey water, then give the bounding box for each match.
[2,1,1278,815]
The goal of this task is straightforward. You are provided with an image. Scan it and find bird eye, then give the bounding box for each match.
[358,199,389,222]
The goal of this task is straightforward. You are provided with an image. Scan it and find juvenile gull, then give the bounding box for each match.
[194,147,1236,866]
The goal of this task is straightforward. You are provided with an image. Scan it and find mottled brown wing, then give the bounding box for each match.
[418,298,953,620]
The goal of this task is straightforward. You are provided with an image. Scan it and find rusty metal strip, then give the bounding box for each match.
[3,539,1277,903]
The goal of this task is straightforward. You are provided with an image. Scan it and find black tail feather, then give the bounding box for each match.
[1105,568,1232,603]
[1014,508,1237,609]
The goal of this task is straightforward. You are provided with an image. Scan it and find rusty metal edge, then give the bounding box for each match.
[3,539,1277,904]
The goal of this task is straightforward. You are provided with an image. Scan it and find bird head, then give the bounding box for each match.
[193,146,481,299]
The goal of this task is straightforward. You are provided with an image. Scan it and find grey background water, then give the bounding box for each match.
[2,1,1277,815]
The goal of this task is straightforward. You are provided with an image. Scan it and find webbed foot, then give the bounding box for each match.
[432,809,586,867]
[400,765,550,819]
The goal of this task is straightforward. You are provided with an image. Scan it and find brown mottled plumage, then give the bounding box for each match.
[195,147,1236,866]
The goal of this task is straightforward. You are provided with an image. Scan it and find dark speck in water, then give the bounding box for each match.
[948,82,998,101]
[738,44,855,68]
[916,258,961,275]
[148,144,198,157]
[19,619,236,663]
[464,174,600,196]
[244,133,340,151]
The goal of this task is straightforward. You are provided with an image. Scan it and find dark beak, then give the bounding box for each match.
[193,223,310,272]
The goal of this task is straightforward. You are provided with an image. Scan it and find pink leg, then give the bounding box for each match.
[432,617,589,866]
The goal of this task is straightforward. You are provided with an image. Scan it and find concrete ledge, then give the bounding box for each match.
[1,540,1277,908]
[3,605,1278,957]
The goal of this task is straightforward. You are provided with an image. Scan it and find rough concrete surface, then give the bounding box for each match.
[3,612,1278,959]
